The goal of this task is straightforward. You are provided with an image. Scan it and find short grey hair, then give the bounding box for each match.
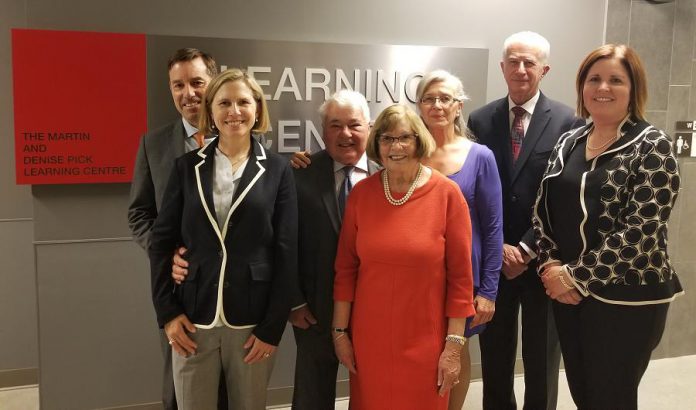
[502,31,550,64]
[319,89,371,125]
[415,70,474,139]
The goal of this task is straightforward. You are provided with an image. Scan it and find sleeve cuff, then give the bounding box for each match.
[519,242,537,259]
[291,303,307,311]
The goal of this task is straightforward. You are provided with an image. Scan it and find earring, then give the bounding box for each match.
[255,117,259,123]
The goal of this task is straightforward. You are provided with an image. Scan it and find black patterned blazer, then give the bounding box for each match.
[533,117,683,304]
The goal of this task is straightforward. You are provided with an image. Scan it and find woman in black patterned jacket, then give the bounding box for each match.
[532,44,683,410]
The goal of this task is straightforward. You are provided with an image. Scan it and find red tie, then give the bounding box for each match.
[511,106,526,161]
[193,132,205,148]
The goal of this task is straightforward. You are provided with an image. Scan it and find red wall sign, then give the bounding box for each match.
[12,29,147,184]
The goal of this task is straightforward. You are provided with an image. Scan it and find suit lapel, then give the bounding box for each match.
[492,100,514,182]
[221,139,267,239]
[511,93,551,184]
[316,151,341,234]
[173,119,187,158]
[194,140,221,241]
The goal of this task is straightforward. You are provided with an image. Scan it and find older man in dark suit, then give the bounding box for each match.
[288,90,379,410]
[467,32,584,410]
[128,48,219,410]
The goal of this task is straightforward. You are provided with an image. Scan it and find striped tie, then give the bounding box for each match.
[511,106,526,161]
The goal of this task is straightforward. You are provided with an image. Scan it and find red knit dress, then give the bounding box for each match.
[334,170,475,410]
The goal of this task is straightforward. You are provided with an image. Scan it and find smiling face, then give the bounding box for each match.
[378,119,419,172]
[582,57,631,126]
[501,43,549,105]
[168,57,212,127]
[210,80,258,140]
[322,103,369,166]
[418,81,462,133]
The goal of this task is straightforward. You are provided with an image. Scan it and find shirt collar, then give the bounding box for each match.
[182,117,199,139]
[508,90,540,116]
[333,152,369,173]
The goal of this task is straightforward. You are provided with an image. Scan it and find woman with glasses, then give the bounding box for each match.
[332,104,475,409]
[416,70,504,410]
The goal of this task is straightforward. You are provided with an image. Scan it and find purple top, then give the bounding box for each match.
[448,142,503,301]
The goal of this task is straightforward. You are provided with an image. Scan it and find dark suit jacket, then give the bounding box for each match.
[289,150,379,331]
[467,93,584,252]
[128,120,187,250]
[149,137,298,345]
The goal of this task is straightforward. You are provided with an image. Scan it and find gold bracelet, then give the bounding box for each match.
[445,334,467,346]
[558,272,574,290]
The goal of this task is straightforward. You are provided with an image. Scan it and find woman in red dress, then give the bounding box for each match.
[332,104,475,409]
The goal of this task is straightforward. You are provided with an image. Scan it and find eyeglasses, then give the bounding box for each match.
[420,95,459,107]
[378,134,417,146]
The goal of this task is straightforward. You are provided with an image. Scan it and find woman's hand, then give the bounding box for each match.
[333,334,357,374]
[437,342,462,396]
[470,295,495,327]
[164,314,197,357]
[243,334,277,364]
[541,265,582,305]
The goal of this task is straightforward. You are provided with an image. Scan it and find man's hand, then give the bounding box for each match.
[289,305,318,329]
[164,314,197,357]
[289,151,311,169]
[470,295,495,328]
[501,244,528,280]
[172,246,188,284]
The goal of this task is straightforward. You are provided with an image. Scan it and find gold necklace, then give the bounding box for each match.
[586,132,619,151]
[382,164,423,206]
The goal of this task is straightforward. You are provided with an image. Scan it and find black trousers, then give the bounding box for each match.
[479,271,561,410]
[292,325,340,410]
[159,329,228,410]
[553,297,669,410]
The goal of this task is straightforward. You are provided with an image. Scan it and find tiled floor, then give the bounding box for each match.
[3,356,695,409]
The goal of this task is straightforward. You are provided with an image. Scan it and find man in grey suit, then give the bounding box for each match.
[467,32,584,410]
[288,90,379,410]
[128,48,218,410]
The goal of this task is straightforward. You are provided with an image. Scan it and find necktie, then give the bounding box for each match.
[193,132,206,148]
[338,166,354,217]
[511,106,526,161]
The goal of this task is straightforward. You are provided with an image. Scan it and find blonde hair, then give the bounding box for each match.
[198,68,270,136]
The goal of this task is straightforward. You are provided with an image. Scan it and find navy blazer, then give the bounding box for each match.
[467,92,584,252]
[149,137,298,345]
[288,150,379,331]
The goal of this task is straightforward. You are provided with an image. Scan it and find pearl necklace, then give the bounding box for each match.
[382,164,423,206]
[587,132,619,151]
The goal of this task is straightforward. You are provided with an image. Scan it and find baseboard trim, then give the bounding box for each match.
[97,403,163,410]
[0,368,39,389]
[267,379,350,408]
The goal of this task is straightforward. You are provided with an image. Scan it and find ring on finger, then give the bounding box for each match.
[263,353,270,358]
[168,340,175,345]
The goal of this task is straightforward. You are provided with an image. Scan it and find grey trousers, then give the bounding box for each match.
[172,327,274,410]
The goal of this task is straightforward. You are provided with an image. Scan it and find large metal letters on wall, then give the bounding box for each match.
[14,29,488,184]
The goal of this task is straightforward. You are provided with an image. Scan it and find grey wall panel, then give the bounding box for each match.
[22,0,605,108]
[0,220,37,370]
[0,0,38,380]
[0,0,32,219]
[36,240,161,410]
[31,183,132,242]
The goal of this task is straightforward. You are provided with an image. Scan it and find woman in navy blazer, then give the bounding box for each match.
[149,68,297,410]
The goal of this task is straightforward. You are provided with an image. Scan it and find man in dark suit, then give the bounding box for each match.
[128,48,219,410]
[467,32,584,410]
[288,90,379,410]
